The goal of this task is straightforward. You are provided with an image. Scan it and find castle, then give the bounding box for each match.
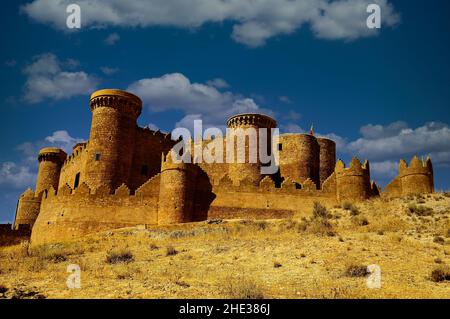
[11,89,435,246]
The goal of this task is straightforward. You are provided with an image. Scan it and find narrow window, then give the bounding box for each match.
[141,165,149,176]
[74,172,80,189]
[278,143,283,151]
[95,153,101,161]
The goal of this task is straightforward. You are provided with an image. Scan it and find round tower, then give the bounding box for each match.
[317,137,336,187]
[399,156,434,195]
[84,89,142,192]
[335,157,371,202]
[157,151,197,225]
[278,134,320,187]
[226,113,277,186]
[35,147,67,196]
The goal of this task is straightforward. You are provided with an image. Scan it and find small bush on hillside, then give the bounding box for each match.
[345,264,369,277]
[352,216,369,226]
[166,246,178,256]
[433,236,445,245]
[223,276,264,299]
[313,202,331,219]
[430,266,450,282]
[341,202,360,216]
[106,249,134,264]
[407,204,433,216]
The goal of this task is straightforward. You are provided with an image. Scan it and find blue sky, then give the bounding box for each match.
[1,0,450,222]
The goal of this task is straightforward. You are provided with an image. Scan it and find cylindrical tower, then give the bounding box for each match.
[157,152,197,225]
[399,156,434,195]
[84,89,142,192]
[317,137,336,187]
[226,113,277,186]
[335,158,371,202]
[35,147,67,195]
[278,134,320,187]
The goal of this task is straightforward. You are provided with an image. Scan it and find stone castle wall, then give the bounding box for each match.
[31,176,161,246]
[8,88,435,247]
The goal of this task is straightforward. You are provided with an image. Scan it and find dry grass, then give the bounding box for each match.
[0,193,449,299]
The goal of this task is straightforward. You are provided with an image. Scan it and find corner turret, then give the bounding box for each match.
[157,150,198,225]
[335,157,372,202]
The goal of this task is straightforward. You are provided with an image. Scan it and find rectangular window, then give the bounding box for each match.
[95,153,101,161]
[141,165,149,176]
[278,143,283,151]
[74,172,80,189]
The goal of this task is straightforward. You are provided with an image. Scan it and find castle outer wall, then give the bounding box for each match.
[9,88,435,247]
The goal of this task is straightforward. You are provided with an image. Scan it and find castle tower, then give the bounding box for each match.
[13,189,42,230]
[84,89,142,192]
[226,113,277,186]
[317,137,336,187]
[278,134,320,187]
[36,147,67,196]
[398,156,434,195]
[335,157,371,202]
[157,151,197,225]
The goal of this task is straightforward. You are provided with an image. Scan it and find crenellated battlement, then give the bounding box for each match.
[227,113,277,129]
[89,89,142,118]
[398,156,433,177]
[335,157,370,177]
[383,156,434,197]
[63,142,87,166]
[38,147,67,163]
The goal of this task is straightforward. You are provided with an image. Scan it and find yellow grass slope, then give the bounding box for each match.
[1,193,449,299]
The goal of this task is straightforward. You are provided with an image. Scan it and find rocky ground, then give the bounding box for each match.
[0,193,449,299]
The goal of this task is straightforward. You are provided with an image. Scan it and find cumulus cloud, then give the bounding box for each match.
[347,122,450,163]
[369,160,398,179]
[0,130,84,190]
[104,32,120,45]
[17,130,85,163]
[127,72,272,129]
[206,78,230,89]
[23,53,98,103]
[0,162,36,189]
[21,0,400,47]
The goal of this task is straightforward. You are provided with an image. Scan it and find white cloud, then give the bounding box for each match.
[1,130,85,190]
[104,32,120,45]
[206,78,230,89]
[21,0,400,47]
[127,72,272,129]
[370,160,398,180]
[0,162,36,189]
[347,122,450,163]
[17,130,85,162]
[311,0,400,40]
[23,53,98,103]
[100,66,119,75]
